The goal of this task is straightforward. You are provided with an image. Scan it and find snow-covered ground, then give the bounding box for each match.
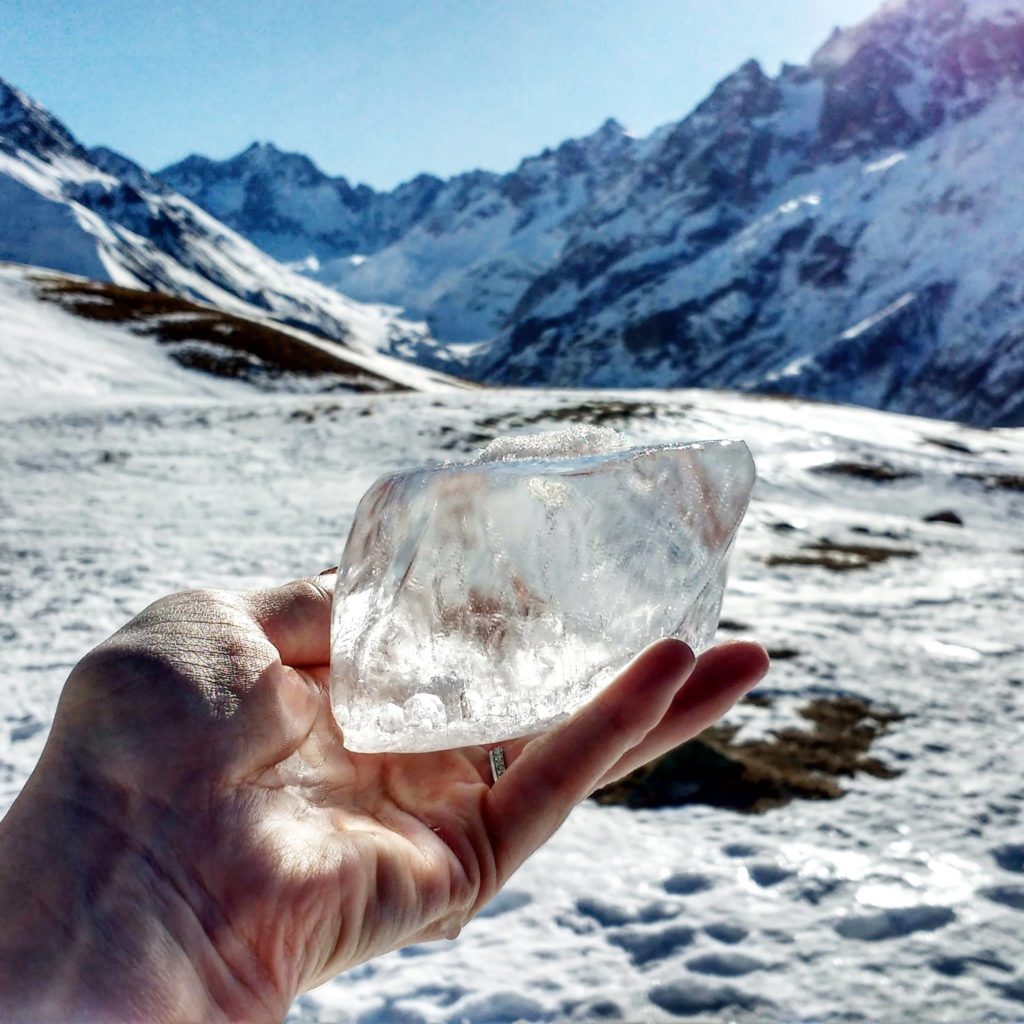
[1,321,1023,1020]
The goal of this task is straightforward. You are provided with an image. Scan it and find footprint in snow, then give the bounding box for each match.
[608,924,696,966]
[571,896,677,930]
[635,899,679,923]
[563,996,624,1020]
[994,977,1024,1004]
[930,952,1012,977]
[704,922,749,945]
[573,896,634,928]
[476,888,531,918]
[686,951,767,977]
[649,981,761,1016]
[980,885,1024,911]
[992,843,1024,873]
[662,871,715,896]
[748,862,792,888]
[8,716,43,743]
[722,842,762,858]
[834,905,955,941]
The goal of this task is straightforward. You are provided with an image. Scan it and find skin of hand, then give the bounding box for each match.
[0,574,768,1023]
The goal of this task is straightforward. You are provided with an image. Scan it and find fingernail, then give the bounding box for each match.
[318,566,339,576]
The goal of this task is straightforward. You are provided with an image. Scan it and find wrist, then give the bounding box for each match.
[0,747,284,1023]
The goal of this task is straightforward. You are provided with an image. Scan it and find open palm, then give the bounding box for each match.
[2,575,767,1023]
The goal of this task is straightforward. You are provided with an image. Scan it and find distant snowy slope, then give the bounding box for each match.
[0,263,468,406]
[0,77,456,371]
[482,80,1024,426]
[0,262,249,409]
[163,0,1024,426]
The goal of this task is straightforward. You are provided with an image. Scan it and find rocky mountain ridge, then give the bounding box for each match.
[161,116,643,345]
[161,0,1024,425]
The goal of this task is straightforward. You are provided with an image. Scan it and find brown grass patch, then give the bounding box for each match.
[32,275,405,392]
[765,540,918,572]
[811,460,920,482]
[477,398,690,432]
[593,695,904,814]
[957,471,1024,493]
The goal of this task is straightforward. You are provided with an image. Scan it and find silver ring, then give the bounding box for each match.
[489,746,507,783]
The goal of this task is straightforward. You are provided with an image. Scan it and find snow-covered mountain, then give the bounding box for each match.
[160,142,438,265]
[161,119,638,347]
[0,76,460,378]
[163,0,1024,426]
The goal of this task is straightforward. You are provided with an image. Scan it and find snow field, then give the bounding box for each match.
[1,378,1022,1021]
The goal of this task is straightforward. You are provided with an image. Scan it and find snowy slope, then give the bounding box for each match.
[486,85,1024,425]
[163,0,1024,426]
[0,262,469,401]
[1,381,1022,1022]
[0,262,252,408]
[0,77,458,371]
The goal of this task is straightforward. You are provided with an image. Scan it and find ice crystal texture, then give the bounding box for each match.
[330,427,755,752]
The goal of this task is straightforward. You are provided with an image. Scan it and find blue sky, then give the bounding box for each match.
[1,0,882,190]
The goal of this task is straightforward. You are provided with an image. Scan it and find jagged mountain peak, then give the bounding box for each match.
[235,140,331,178]
[551,116,634,158]
[578,116,633,148]
[88,145,166,192]
[811,0,1024,70]
[596,115,626,134]
[807,0,1024,158]
[0,76,84,160]
[689,58,779,125]
[243,139,279,156]
[509,116,638,188]
[162,140,343,188]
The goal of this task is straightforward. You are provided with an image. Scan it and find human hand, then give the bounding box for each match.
[0,575,768,1023]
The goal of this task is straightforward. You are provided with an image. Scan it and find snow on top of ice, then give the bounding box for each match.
[474,424,630,463]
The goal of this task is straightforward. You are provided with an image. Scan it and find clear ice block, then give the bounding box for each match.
[330,427,755,753]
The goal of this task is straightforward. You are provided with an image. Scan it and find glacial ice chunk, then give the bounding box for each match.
[330,427,755,753]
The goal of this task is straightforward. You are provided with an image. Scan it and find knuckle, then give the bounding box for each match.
[294,577,334,605]
[141,586,232,624]
[251,578,332,625]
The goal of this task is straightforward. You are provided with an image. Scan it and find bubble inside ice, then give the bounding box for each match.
[329,426,755,753]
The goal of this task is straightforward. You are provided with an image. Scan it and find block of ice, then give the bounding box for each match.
[330,426,755,753]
